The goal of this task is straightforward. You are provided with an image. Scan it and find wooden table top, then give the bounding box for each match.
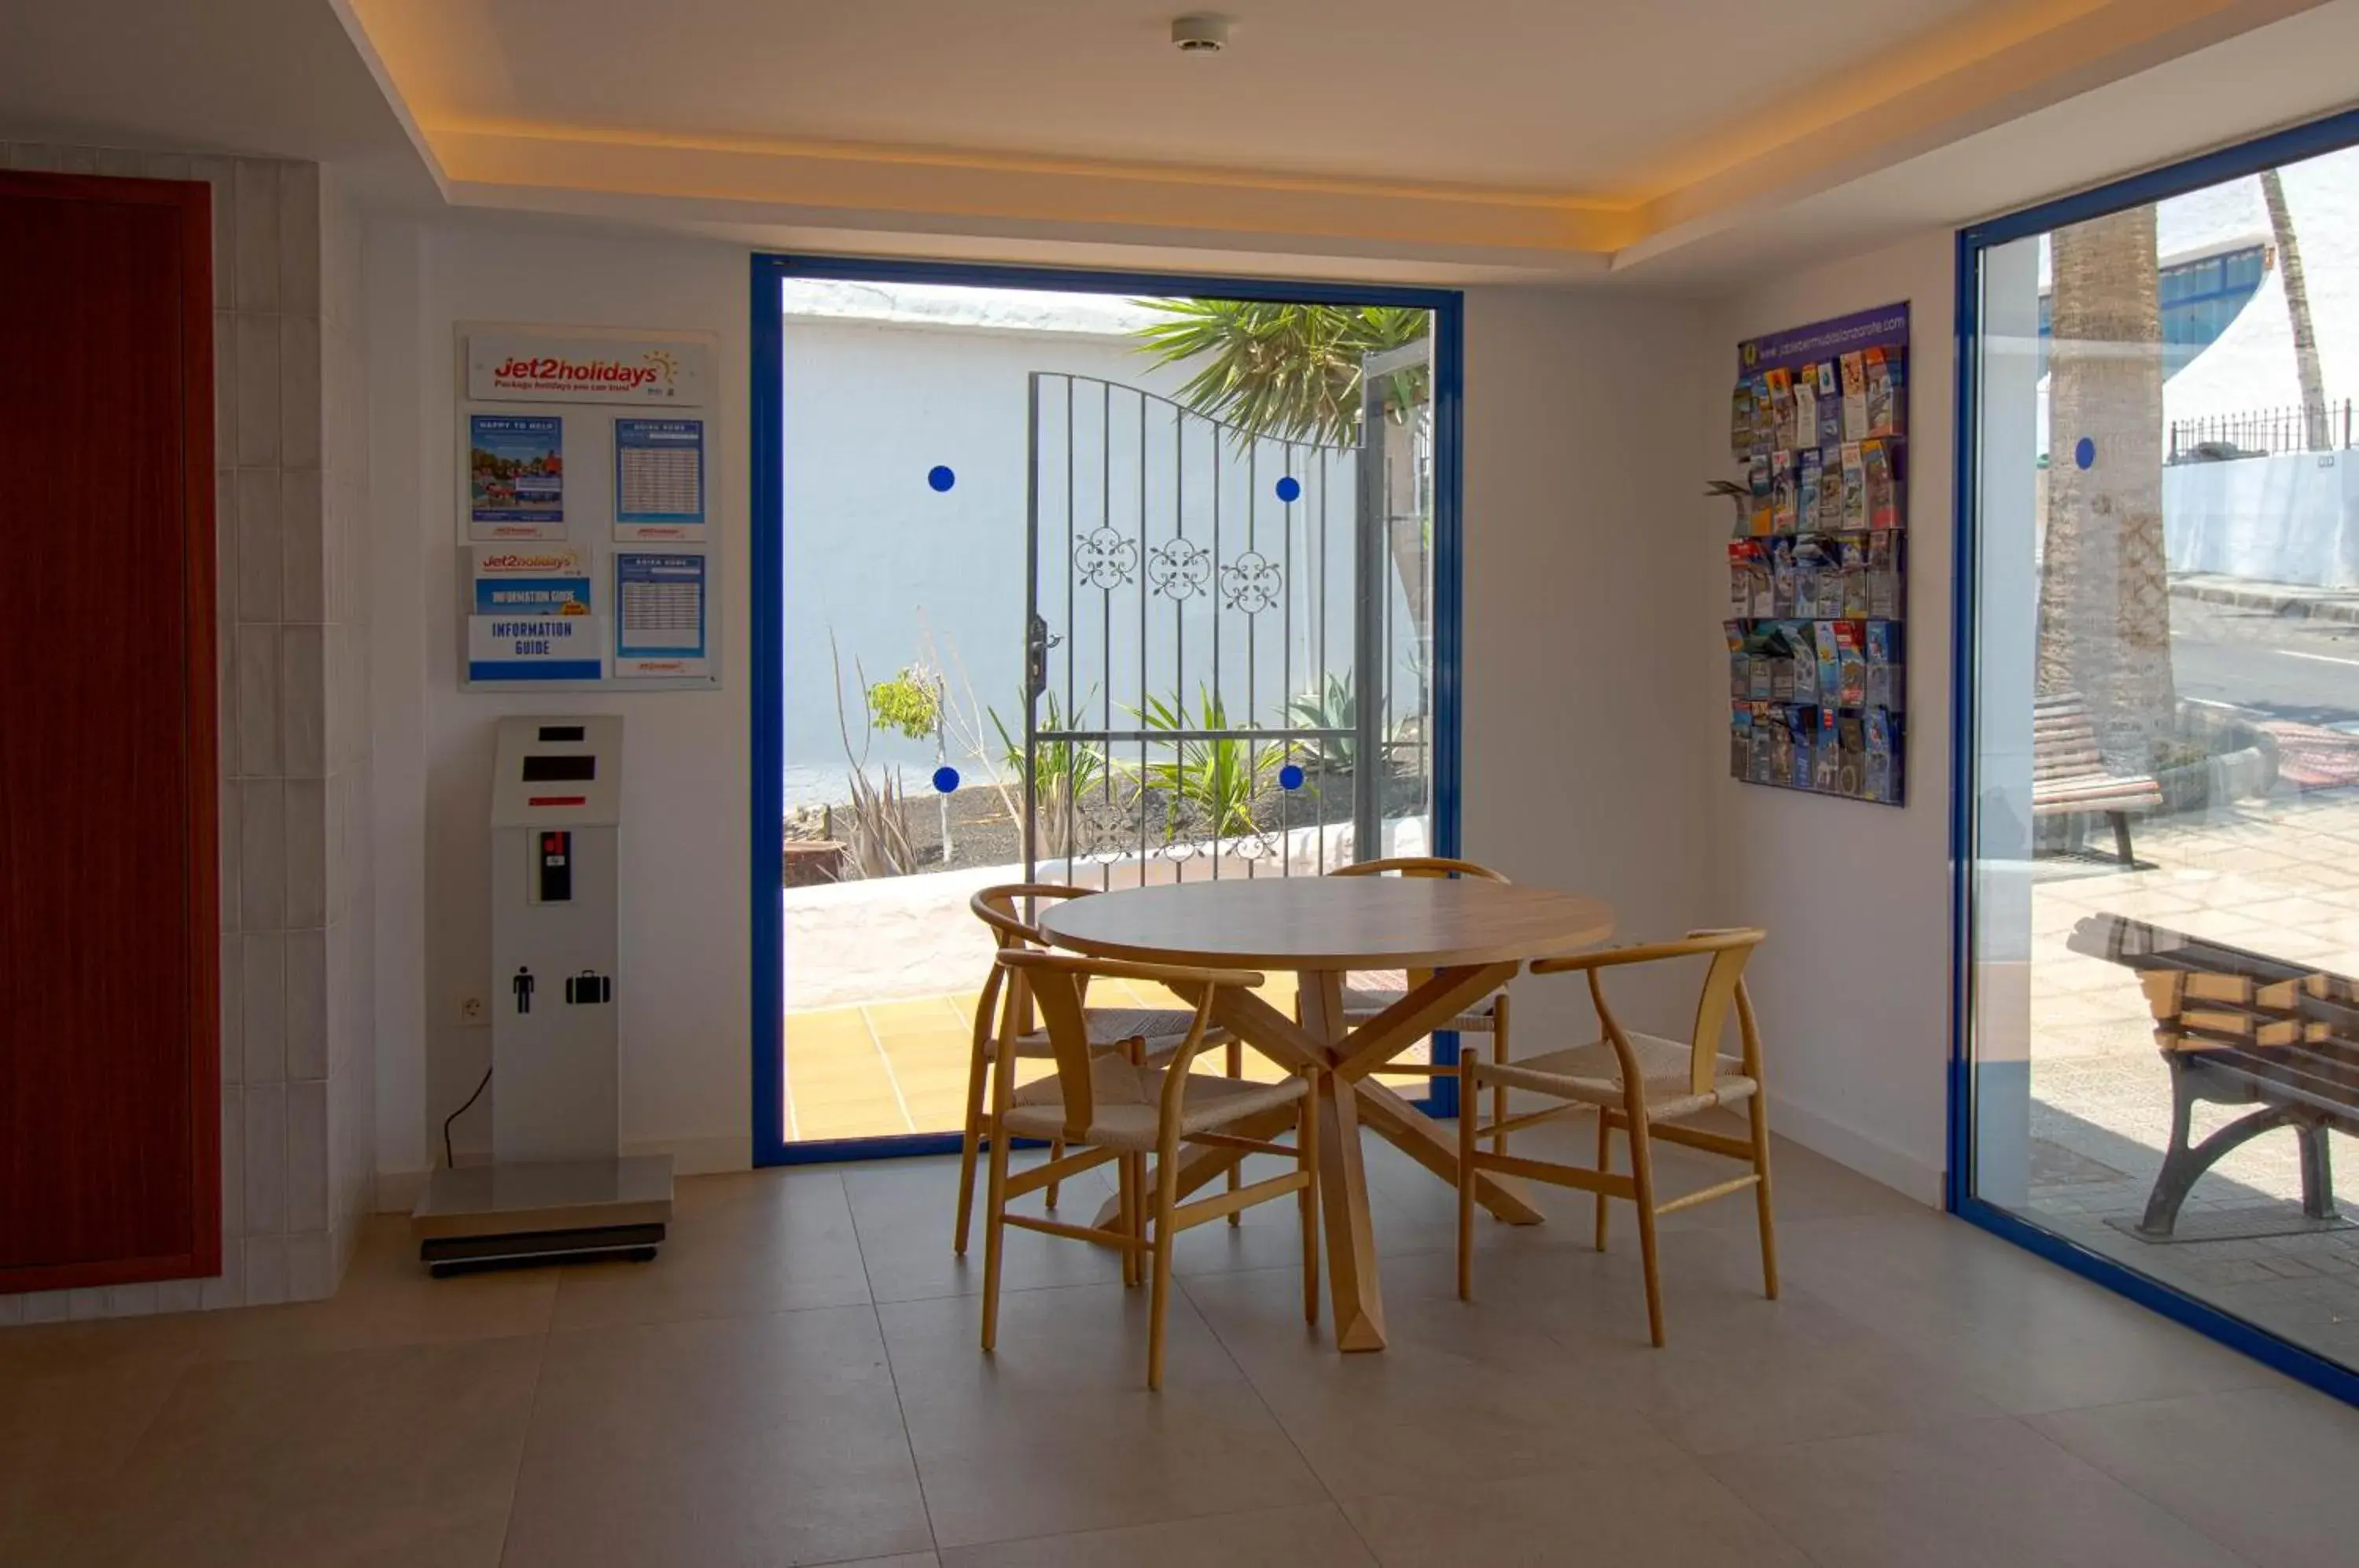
[1038,876,1616,971]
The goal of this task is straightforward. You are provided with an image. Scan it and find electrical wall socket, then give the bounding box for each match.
[459,995,488,1025]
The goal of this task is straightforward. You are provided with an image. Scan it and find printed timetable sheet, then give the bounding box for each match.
[613,550,709,678]
[613,418,706,539]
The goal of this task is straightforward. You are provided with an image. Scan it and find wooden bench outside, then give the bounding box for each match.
[2034,694,2162,866]
[2067,912,2354,1237]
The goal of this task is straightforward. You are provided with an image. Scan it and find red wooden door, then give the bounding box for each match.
[0,172,219,1293]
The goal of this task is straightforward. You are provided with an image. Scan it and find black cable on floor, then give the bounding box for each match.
[443,1066,492,1169]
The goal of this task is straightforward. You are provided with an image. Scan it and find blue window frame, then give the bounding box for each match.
[750,255,1467,1167]
[1952,105,2359,1408]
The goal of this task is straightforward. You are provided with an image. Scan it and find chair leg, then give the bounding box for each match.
[1226,1037,1245,1225]
[979,1099,1014,1352]
[1149,1132,1183,1391]
[1297,1073,1321,1327]
[1489,995,1511,1159]
[1117,1154,1142,1289]
[1593,1107,1614,1253]
[1748,1089,1780,1301]
[954,1043,989,1255]
[1457,1053,1478,1301]
[1624,1095,1665,1348]
[1045,1137,1064,1211]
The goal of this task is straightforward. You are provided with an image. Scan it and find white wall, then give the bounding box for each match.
[1701,234,1958,1203]
[370,216,753,1188]
[1463,289,1716,1047]
[366,225,1727,1192]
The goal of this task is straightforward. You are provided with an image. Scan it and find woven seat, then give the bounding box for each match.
[1005,1005,1208,1058]
[1482,1032,1756,1122]
[956,884,1243,1257]
[1457,928,1778,1349]
[978,948,1319,1389]
[1004,1058,1308,1151]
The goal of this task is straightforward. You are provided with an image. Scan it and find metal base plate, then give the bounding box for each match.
[411,1154,674,1276]
[421,1222,666,1278]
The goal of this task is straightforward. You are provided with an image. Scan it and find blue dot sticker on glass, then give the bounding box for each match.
[2073,437,2096,472]
[927,464,956,493]
[1275,475,1301,504]
[1278,764,1305,791]
[932,765,960,795]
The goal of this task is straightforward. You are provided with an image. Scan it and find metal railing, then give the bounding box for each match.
[2167,400,2356,463]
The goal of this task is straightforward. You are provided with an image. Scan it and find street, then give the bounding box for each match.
[2169,594,2359,727]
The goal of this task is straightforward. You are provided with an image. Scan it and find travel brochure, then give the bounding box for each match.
[1724,304,1910,805]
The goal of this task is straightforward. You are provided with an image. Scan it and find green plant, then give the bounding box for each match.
[987,689,1109,860]
[1129,300,1430,447]
[867,668,943,742]
[1133,686,1282,841]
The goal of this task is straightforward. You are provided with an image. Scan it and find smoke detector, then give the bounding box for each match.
[1171,14,1231,53]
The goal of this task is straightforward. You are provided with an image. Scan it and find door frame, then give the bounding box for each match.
[1947,104,2359,1408]
[750,254,1464,1166]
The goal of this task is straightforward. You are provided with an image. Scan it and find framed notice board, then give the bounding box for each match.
[1724,303,1908,805]
[456,323,721,692]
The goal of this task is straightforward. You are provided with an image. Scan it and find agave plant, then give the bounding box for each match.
[1131,686,1282,843]
[1285,670,1405,775]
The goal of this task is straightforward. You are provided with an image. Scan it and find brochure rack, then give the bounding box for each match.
[1725,304,1909,805]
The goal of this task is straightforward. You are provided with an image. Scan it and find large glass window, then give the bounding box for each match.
[1962,136,2359,1378]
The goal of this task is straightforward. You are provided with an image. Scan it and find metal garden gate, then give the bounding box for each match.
[1022,357,1432,888]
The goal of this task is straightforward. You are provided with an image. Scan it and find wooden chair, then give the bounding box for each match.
[979,948,1319,1389]
[955,884,1238,1254]
[1454,928,1777,1346]
[1331,857,1516,1151]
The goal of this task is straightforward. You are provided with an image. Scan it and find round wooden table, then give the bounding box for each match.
[1040,876,1615,1351]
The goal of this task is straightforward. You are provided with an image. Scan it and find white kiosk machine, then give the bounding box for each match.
[412,716,673,1275]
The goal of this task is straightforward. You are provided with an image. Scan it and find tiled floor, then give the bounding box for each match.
[5,1119,2355,1566]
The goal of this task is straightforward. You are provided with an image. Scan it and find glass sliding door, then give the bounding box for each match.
[749,258,1461,1163]
[1959,121,2359,1387]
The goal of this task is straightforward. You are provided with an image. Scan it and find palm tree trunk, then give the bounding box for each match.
[2260,168,2330,451]
[2037,203,2177,768]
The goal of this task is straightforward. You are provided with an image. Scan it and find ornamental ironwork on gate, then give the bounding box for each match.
[1023,366,1433,888]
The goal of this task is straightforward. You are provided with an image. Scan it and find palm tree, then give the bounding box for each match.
[2260,168,2331,451]
[1131,300,1434,640]
[2037,203,2177,768]
[1129,300,1430,444]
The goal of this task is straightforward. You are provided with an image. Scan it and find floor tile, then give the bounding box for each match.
[881,1273,1324,1549]
[2033,1385,2359,1568]
[1772,1209,2278,1412]
[61,1336,541,1568]
[847,1154,1128,1304]
[939,1501,1376,1566]
[550,1169,870,1332]
[0,1321,201,1566]
[1343,1456,1812,1568]
[1182,1255,1684,1498]
[1452,1227,2006,1454]
[1704,1416,2254,1568]
[897,1376,1327,1551]
[195,1215,554,1360]
[502,1305,929,1568]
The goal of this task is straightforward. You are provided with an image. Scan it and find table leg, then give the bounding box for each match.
[1302,970,1387,1351]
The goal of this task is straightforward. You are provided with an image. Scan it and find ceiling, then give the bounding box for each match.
[4,2,2357,285]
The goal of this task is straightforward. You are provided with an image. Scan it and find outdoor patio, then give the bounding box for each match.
[2022,783,2359,1368]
